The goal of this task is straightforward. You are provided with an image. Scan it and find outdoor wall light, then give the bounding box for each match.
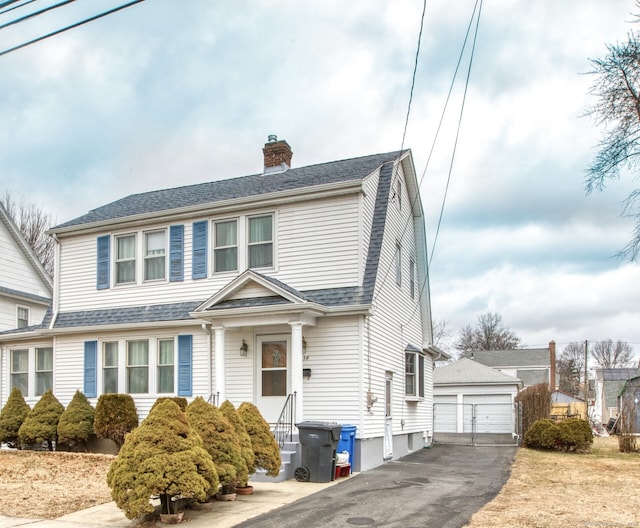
[240,340,248,357]
[303,368,312,380]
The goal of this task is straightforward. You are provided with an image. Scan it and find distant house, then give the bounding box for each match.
[0,138,446,473]
[463,341,557,390]
[433,357,521,440]
[0,202,52,332]
[618,376,640,434]
[593,368,640,425]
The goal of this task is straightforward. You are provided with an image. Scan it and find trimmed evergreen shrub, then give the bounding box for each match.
[558,418,593,451]
[107,400,218,519]
[57,390,95,449]
[220,400,255,485]
[524,419,560,449]
[186,397,247,494]
[0,387,30,448]
[151,397,188,412]
[238,402,281,478]
[18,390,64,451]
[524,418,593,452]
[94,394,138,448]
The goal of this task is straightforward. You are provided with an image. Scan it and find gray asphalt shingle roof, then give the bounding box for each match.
[52,151,405,231]
[464,348,550,368]
[434,358,521,385]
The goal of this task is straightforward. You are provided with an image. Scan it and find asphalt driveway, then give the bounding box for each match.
[235,444,517,528]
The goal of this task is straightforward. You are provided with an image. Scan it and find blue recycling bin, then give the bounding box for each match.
[337,425,356,469]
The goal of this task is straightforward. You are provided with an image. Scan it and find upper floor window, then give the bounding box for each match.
[409,258,415,299]
[17,306,29,328]
[214,220,238,272]
[35,347,53,396]
[103,341,118,394]
[248,215,273,268]
[127,340,149,393]
[116,234,136,284]
[144,230,166,281]
[10,349,28,395]
[395,243,402,286]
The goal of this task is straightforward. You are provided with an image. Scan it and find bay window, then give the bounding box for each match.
[405,348,425,398]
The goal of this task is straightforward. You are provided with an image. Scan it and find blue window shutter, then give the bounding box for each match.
[192,221,208,279]
[96,236,110,290]
[84,341,98,397]
[169,225,184,282]
[177,335,193,396]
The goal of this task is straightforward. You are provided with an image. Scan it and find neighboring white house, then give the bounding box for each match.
[433,358,521,440]
[0,137,445,472]
[0,202,52,332]
[0,202,52,400]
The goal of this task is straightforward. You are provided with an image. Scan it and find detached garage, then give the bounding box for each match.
[433,358,522,445]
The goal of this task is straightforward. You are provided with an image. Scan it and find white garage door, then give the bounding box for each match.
[434,396,457,433]
[464,394,514,434]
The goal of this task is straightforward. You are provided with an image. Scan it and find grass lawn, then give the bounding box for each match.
[464,436,640,528]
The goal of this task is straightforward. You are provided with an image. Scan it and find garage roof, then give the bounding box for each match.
[434,358,522,386]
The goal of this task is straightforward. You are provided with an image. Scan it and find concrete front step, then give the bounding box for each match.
[251,442,300,482]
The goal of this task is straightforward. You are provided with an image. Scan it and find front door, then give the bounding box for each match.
[384,372,393,459]
[256,335,290,424]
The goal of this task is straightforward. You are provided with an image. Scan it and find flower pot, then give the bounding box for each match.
[235,485,254,495]
[215,492,237,501]
[159,511,184,524]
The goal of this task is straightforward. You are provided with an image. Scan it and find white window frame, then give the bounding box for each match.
[395,242,402,286]
[35,347,53,396]
[405,350,425,400]
[10,348,29,396]
[115,233,137,285]
[126,340,149,394]
[103,341,119,394]
[16,306,29,329]
[247,214,274,269]
[214,219,238,273]
[157,338,175,394]
[144,229,166,282]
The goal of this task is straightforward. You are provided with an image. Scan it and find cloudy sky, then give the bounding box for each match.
[2,0,639,359]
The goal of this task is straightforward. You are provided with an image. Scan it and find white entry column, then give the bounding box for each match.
[214,326,226,404]
[289,322,304,423]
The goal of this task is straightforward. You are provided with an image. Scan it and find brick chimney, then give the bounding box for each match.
[263,135,292,173]
[549,340,557,391]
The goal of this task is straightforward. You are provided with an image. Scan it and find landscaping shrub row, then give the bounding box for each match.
[524,418,593,452]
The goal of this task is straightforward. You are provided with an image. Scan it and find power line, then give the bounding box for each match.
[0,0,145,58]
[0,0,77,31]
[0,0,38,16]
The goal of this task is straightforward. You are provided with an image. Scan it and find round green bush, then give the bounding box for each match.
[524,419,561,449]
[57,390,95,448]
[151,397,188,412]
[558,418,593,451]
[18,390,64,451]
[94,394,138,448]
[107,400,218,519]
[238,401,281,478]
[186,397,247,494]
[0,387,30,448]
[220,400,255,485]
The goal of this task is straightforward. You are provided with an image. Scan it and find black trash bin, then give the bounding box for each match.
[294,421,342,482]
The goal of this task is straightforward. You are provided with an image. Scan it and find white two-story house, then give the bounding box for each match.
[0,137,443,472]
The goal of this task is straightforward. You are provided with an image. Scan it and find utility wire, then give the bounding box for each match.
[0,0,24,10]
[405,0,483,328]
[429,0,483,268]
[0,0,77,31]
[0,0,145,57]
[0,0,38,16]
